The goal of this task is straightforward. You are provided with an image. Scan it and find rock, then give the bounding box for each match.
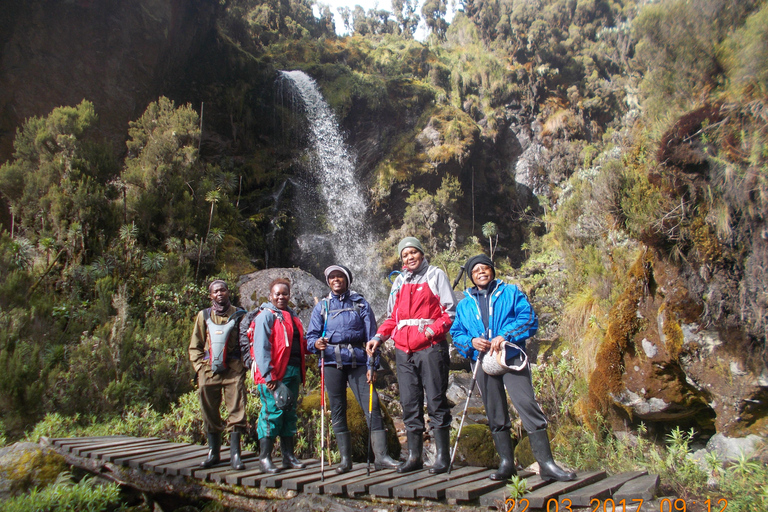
[446,372,484,410]
[706,433,765,463]
[641,338,657,358]
[0,442,67,500]
[237,267,328,326]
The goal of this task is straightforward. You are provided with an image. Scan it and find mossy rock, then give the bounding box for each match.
[299,388,400,462]
[454,424,498,468]
[515,435,535,469]
[0,443,67,499]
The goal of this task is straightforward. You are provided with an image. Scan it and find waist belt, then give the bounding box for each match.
[332,342,365,368]
[396,318,436,333]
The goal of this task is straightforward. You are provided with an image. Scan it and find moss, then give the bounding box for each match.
[587,249,653,425]
[659,303,685,360]
[218,235,256,276]
[454,424,498,468]
[690,215,722,264]
[1,446,67,496]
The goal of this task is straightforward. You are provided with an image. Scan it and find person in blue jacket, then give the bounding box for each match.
[306,264,399,474]
[450,254,576,482]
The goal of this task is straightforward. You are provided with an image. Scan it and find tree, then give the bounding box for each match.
[392,0,420,37]
[482,221,498,259]
[422,0,448,39]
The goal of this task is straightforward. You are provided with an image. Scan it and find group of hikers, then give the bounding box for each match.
[188,236,576,483]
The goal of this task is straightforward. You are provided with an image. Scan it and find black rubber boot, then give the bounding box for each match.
[335,431,353,474]
[281,436,306,469]
[371,430,399,470]
[230,431,245,470]
[200,432,221,468]
[428,428,451,474]
[528,428,576,482]
[489,431,517,481]
[397,431,423,473]
[258,437,281,474]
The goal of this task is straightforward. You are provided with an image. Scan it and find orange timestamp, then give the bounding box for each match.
[504,497,729,512]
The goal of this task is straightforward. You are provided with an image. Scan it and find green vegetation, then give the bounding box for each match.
[2,472,121,512]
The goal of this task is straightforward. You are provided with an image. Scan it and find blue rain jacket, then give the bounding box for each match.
[450,280,538,363]
[306,291,379,369]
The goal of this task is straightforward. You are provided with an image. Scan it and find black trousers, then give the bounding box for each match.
[396,340,452,433]
[474,353,548,434]
[324,364,385,433]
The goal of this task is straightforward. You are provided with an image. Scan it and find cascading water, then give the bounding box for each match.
[279,70,386,312]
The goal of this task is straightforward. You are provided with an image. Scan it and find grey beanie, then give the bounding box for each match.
[397,237,425,257]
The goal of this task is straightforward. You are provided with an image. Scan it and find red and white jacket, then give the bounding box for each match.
[245,303,307,385]
[377,260,456,353]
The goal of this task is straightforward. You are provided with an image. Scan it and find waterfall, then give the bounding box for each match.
[279,70,385,312]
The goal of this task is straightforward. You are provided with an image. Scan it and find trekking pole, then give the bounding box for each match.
[367,356,374,476]
[448,353,481,474]
[451,265,465,290]
[320,299,329,481]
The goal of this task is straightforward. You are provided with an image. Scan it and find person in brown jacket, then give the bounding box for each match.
[189,280,247,470]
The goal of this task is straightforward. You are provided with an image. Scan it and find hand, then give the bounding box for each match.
[315,337,328,351]
[490,336,506,354]
[366,339,381,357]
[424,328,434,340]
[472,337,491,352]
[366,369,377,384]
[265,380,277,391]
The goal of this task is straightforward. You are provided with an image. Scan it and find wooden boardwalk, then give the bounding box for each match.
[45,436,660,509]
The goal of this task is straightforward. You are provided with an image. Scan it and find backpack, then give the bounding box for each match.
[204,308,245,375]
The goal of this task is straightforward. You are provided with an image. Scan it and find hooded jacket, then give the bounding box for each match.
[450,279,538,363]
[306,290,379,369]
[241,302,306,385]
[376,259,456,353]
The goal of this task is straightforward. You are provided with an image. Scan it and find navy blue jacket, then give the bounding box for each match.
[306,291,379,369]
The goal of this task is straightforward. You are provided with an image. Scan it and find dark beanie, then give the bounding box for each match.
[465,254,495,284]
[324,264,353,286]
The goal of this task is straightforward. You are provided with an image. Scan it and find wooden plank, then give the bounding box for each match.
[94,439,171,460]
[477,473,548,507]
[207,455,262,483]
[614,474,660,502]
[48,436,134,449]
[446,469,537,502]
[78,438,161,457]
[149,448,211,475]
[224,467,265,486]
[369,468,435,497]
[139,445,209,470]
[560,471,647,507]
[103,441,178,464]
[259,461,322,488]
[525,471,607,509]
[305,466,371,494]
[346,469,404,496]
[417,469,495,500]
[58,436,140,453]
[281,463,365,492]
[126,444,196,469]
[392,466,487,499]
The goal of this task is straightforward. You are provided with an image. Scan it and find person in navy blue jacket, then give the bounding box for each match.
[450,255,576,482]
[306,264,399,474]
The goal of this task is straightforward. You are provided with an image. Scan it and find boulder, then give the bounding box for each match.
[0,442,67,500]
[237,267,328,326]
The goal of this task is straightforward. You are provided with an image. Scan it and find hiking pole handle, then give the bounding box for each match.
[452,266,465,290]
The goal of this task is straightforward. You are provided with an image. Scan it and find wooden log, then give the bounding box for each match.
[368,468,434,497]
[417,469,495,500]
[559,471,647,507]
[305,466,371,494]
[392,466,487,499]
[524,471,607,509]
[613,474,660,502]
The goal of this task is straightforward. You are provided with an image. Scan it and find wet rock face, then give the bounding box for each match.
[0,0,216,161]
[607,254,767,437]
[237,267,328,326]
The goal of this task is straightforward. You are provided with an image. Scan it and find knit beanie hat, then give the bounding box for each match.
[397,237,425,257]
[324,264,353,286]
[465,254,495,284]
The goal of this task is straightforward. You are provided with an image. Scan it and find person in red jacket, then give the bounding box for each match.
[366,237,456,474]
[242,278,307,474]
